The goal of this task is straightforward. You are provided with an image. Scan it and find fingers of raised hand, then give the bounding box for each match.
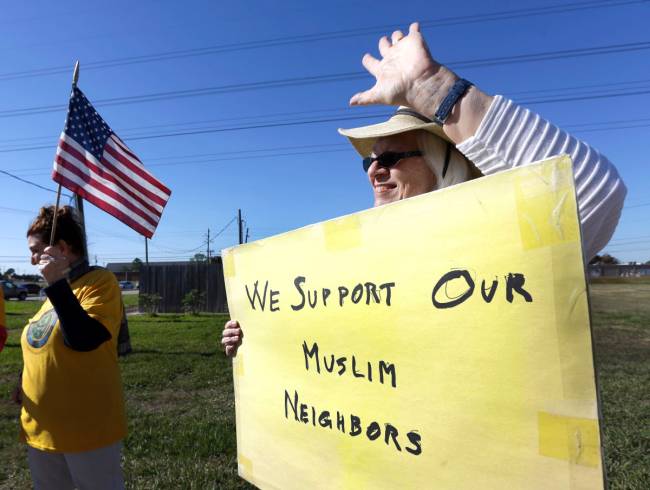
[408,22,420,34]
[378,35,392,57]
[391,30,404,44]
[349,82,381,106]
[361,53,380,76]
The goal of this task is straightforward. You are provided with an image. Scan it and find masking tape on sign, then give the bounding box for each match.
[538,411,600,467]
[323,215,362,252]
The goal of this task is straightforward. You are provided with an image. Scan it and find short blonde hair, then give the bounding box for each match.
[415,131,470,190]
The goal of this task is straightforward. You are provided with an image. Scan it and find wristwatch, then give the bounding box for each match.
[433,78,473,126]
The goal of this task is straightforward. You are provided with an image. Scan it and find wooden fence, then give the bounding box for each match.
[139,260,228,313]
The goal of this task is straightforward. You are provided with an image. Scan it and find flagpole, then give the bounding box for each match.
[49,185,62,246]
[50,61,80,247]
[69,61,89,259]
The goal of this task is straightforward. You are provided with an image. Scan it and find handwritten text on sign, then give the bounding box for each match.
[224,156,604,489]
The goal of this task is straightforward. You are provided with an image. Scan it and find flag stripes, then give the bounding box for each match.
[51,87,170,238]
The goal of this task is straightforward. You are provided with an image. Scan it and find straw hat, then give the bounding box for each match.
[338,106,482,178]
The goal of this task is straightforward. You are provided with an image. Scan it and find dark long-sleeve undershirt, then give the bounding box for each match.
[45,279,111,352]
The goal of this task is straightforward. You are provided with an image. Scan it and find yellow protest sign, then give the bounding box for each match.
[223,156,604,490]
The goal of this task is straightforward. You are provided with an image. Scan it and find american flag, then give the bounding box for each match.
[53,87,171,238]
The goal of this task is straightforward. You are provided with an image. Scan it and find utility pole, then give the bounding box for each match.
[206,228,211,262]
[238,209,243,245]
[245,227,249,243]
[206,228,210,312]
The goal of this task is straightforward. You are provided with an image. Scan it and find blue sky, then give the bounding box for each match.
[1,0,649,274]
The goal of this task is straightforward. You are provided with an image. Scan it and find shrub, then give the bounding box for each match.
[140,293,162,316]
[182,289,205,315]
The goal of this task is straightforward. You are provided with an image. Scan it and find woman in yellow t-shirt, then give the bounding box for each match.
[18,205,126,489]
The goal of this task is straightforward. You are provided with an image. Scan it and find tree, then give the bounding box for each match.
[2,268,15,279]
[590,254,619,265]
[132,258,143,271]
[190,253,207,263]
[600,254,620,264]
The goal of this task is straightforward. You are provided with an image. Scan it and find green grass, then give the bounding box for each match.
[1,286,648,488]
[122,292,140,309]
[0,311,250,489]
[2,300,41,330]
[588,283,650,489]
[589,276,650,285]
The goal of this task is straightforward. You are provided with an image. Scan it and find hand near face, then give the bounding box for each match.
[349,22,457,112]
[221,319,243,357]
[38,246,71,286]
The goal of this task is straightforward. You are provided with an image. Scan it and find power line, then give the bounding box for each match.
[0,106,381,148]
[0,168,72,196]
[518,87,650,105]
[0,113,388,154]
[3,84,650,159]
[449,41,650,70]
[1,146,352,179]
[214,216,238,238]
[86,224,207,255]
[607,239,650,246]
[1,74,648,153]
[610,234,650,242]
[0,205,38,215]
[0,0,644,83]
[3,111,650,180]
[3,74,650,149]
[2,40,650,121]
[624,201,650,209]
[602,247,650,254]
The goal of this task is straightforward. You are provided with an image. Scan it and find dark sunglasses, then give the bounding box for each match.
[362,151,423,173]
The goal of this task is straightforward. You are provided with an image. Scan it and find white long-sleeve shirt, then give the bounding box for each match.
[457,95,627,261]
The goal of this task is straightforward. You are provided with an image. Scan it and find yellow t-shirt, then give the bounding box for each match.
[20,268,127,452]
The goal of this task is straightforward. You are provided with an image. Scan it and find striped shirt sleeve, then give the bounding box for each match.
[456,95,627,261]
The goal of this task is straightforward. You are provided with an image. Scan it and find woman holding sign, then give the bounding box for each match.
[222,22,626,355]
[15,205,126,489]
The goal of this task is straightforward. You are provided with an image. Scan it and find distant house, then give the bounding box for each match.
[106,262,145,283]
[588,264,650,277]
[106,261,192,283]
